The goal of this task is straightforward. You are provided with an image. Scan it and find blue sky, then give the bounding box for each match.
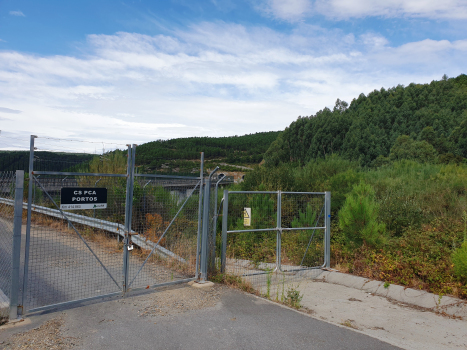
[0,0,466,152]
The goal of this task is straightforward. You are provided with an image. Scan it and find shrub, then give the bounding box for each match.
[452,241,467,283]
[338,182,386,247]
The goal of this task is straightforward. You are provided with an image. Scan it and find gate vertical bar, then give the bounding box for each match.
[221,190,228,273]
[200,183,210,282]
[10,170,24,320]
[276,191,282,271]
[210,175,224,273]
[122,145,135,293]
[20,135,36,315]
[195,152,204,279]
[324,191,331,268]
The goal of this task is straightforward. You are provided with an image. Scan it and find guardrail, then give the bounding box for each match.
[0,198,185,263]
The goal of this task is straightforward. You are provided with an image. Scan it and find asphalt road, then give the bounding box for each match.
[0,284,402,350]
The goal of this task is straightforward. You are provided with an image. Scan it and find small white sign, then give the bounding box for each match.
[244,207,251,226]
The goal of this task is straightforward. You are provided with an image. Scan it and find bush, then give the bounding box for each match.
[452,241,467,283]
[338,182,386,247]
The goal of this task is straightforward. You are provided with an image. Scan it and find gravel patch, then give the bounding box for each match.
[0,315,80,350]
[137,284,226,317]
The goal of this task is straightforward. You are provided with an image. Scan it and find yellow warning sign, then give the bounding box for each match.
[243,207,251,226]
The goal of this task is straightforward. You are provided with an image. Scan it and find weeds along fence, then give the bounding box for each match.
[219,190,331,296]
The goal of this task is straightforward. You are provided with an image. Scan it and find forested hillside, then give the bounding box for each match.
[135,131,280,174]
[238,74,467,300]
[0,151,94,172]
[264,74,467,167]
[0,132,280,174]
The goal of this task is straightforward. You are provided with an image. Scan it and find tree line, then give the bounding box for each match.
[264,74,467,167]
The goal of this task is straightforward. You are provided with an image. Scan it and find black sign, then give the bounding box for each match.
[60,188,107,210]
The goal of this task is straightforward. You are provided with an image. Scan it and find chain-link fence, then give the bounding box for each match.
[0,171,15,321]
[2,135,331,319]
[23,173,128,310]
[220,190,330,298]
[9,136,205,314]
[127,175,201,290]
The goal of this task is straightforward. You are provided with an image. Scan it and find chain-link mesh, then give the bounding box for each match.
[281,193,325,271]
[223,192,278,287]
[24,174,127,310]
[3,137,208,313]
[222,191,326,298]
[128,176,201,289]
[0,172,15,320]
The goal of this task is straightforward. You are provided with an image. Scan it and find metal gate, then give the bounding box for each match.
[5,136,206,316]
[0,171,23,321]
[219,190,330,288]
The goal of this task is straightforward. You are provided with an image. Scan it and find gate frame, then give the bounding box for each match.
[13,137,207,317]
[220,190,331,274]
[9,170,24,321]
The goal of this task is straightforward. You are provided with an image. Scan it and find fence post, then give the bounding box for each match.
[10,171,24,321]
[200,182,210,282]
[221,190,228,273]
[195,152,204,279]
[20,135,37,315]
[276,191,282,271]
[122,145,136,293]
[324,191,331,268]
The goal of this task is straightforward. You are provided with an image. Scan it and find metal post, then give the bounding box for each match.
[221,190,228,273]
[200,185,210,282]
[195,152,204,279]
[210,174,225,272]
[10,170,24,321]
[324,191,331,268]
[20,135,36,315]
[276,191,282,271]
[200,167,219,282]
[122,145,136,293]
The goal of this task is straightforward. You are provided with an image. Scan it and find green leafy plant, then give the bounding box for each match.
[338,182,387,247]
[452,212,467,284]
[452,242,467,283]
[285,286,303,309]
[266,268,272,299]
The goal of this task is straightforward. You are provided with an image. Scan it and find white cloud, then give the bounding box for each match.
[360,33,389,49]
[0,23,465,151]
[9,10,25,17]
[256,0,467,20]
[260,0,312,21]
[317,0,467,19]
[0,107,21,114]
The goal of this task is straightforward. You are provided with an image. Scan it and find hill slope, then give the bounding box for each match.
[264,74,467,167]
[0,132,281,174]
[135,131,280,174]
